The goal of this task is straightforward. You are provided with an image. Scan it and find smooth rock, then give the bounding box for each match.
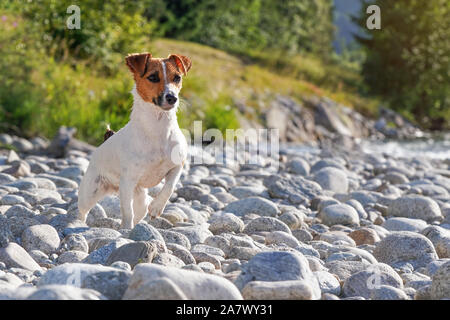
[153,252,185,268]
[287,158,310,176]
[27,285,104,300]
[59,233,89,253]
[128,222,164,243]
[383,217,428,232]
[84,238,132,265]
[223,197,279,217]
[229,185,266,199]
[57,250,89,264]
[387,195,442,222]
[430,260,450,299]
[373,231,438,269]
[243,217,291,235]
[159,229,191,249]
[263,175,322,204]
[123,277,187,300]
[313,167,348,193]
[106,241,157,268]
[123,263,243,300]
[22,224,60,255]
[209,213,245,234]
[242,280,316,300]
[265,231,300,248]
[81,269,132,300]
[369,285,409,300]
[348,228,380,245]
[421,226,450,259]
[0,242,41,271]
[314,271,341,296]
[319,204,360,226]
[171,225,213,246]
[343,263,403,298]
[234,251,320,299]
[38,263,121,287]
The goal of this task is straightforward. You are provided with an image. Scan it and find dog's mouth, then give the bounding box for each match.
[159,104,176,111]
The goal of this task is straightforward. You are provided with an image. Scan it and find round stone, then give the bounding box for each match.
[387,195,442,222]
[313,167,348,193]
[22,224,60,255]
[373,231,438,269]
[319,204,360,226]
[348,228,380,245]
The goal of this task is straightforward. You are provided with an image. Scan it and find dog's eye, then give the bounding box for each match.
[173,75,181,83]
[147,73,160,83]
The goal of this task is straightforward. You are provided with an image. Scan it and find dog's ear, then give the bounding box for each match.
[125,53,151,77]
[168,54,192,76]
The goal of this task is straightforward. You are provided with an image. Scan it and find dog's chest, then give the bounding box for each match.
[137,142,178,188]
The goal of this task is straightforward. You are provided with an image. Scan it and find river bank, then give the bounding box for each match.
[0,130,449,300]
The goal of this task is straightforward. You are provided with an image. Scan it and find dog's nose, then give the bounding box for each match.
[165,94,177,105]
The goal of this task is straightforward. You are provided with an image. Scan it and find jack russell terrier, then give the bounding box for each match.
[78,53,191,229]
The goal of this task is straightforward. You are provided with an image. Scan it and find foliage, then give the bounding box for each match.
[146,0,335,58]
[0,1,388,146]
[356,0,450,129]
[17,0,155,74]
[0,10,135,144]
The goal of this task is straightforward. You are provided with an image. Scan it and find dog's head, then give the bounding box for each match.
[125,53,191,110]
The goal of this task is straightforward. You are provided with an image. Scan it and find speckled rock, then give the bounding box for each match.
[242,280,317,300]
[343,263,403,298]
[387,195,442,222]
[319,204,360,226]
[22,224,60,255]
[123,263,243,300]
[234,251,321,299]
[223,197,279,217]
[373,231,438,269]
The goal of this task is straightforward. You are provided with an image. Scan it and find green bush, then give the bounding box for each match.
[0,10,135,145]
[356,0,450,129]
[17,0,155,74]
[147,0,335,58]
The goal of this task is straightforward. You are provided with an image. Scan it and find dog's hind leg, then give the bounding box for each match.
[132,187,150,226]
[78,169,109,223]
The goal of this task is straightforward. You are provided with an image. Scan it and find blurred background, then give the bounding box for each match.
[0,0,448,146]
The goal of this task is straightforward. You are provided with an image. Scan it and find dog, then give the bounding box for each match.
[77,53,191,229]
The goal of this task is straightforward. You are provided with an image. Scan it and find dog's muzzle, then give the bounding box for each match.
[165,93,177,105]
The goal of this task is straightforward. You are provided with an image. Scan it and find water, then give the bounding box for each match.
[282,132,450,160]
[360,136,450,160]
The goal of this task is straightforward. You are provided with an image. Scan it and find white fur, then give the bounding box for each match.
[78,85,188,229]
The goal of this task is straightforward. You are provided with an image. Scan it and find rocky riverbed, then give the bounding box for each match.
[0,131,449,300]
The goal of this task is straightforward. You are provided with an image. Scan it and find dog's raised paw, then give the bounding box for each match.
[148,201,165,219]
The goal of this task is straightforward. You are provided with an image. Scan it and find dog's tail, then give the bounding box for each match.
[104,124,115,142]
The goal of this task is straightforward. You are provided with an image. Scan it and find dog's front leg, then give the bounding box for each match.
[148,165,183,219]
[119,176,137,229]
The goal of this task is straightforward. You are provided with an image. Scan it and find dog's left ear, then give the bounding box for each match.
[125,53,151,77]
[168,54,192,76]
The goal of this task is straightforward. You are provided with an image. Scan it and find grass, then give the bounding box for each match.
[0,9,379,145]
[152,39,379,115]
